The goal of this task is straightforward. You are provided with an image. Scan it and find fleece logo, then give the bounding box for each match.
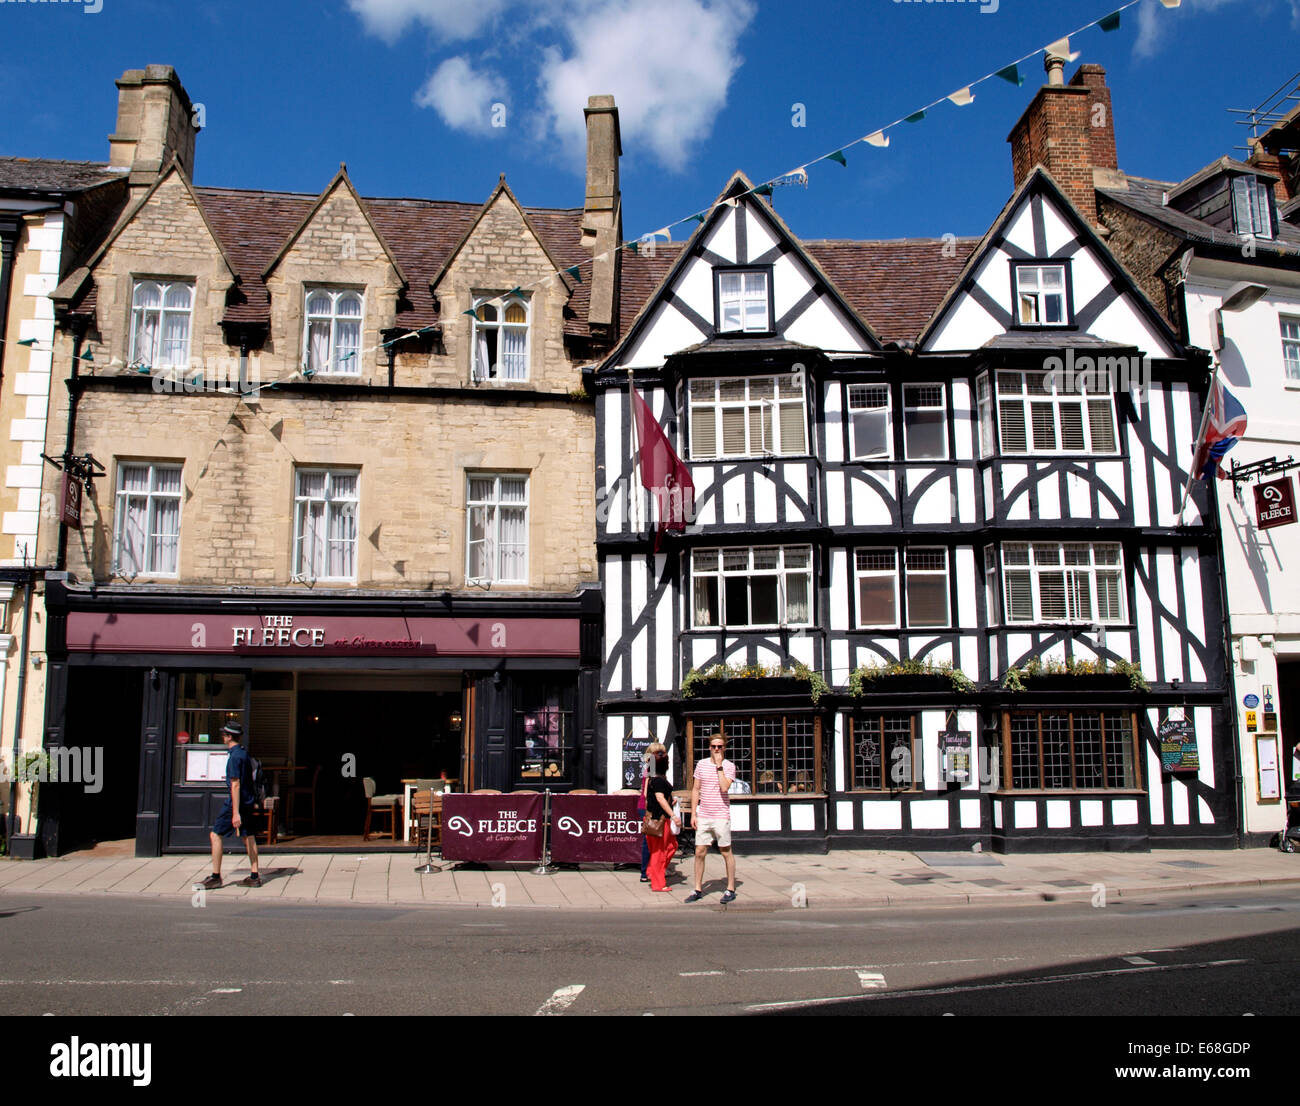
[447,815,474,837]
[50,1038,150,1087]
[556,815,583,837]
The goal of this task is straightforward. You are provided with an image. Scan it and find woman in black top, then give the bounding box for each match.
[645,752,680,892]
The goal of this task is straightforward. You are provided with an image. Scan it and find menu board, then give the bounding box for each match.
[185,748,229,784]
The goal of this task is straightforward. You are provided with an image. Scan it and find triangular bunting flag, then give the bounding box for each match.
[754,184,773,197]
[462,308,478,318]
[80,349,93,362]
[626,241,639,255]
[1045,36,1080,63]
[16,337,36,347]
[825,150,847,167]
[995,64,1024,87]
[1159,0,1181,8]
[864,131,890,148]
[1099,9,1122,31]
[904,110,927,123]
[687,213,706,225]
[565,266,582,282]
[947,88,975,107]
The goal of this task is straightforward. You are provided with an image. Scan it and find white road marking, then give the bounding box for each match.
[1123,956,1156,966]
[0,979,354,987]
[680,970,726,977]
[680,958,1011,979]
[857,971,887,990]
[534,984,585,1016]
[210,988,242,994]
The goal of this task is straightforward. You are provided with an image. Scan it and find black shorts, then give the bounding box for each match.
[213,803,256,838]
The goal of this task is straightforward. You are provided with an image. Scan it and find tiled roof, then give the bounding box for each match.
[0,157,127,194]
[806,238,980,344]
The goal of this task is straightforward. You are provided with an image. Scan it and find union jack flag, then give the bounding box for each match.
[1192,376,1248,481]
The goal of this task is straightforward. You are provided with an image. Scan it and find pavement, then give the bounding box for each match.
[3,843,1300,910]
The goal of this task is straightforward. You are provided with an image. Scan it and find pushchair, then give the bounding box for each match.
[1281,800,1300,853]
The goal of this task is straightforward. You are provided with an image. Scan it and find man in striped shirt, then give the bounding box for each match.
[685,733,737,903]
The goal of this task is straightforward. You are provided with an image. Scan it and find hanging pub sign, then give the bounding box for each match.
[1254,477,1296,531]
[59,473,82,530]
[1158,715,1199,772]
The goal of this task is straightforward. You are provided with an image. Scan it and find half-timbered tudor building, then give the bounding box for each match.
[595,153,1235,852]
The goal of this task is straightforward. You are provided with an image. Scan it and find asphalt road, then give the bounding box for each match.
[1,884,1298,1018]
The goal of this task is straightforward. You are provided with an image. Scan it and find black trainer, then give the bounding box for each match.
[200,874,222,890]
[684,889,704,903]
[239,874,262,887]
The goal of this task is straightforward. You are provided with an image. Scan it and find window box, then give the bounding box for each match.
[849,660,976,696]
[1002,657,1147,694]
[681,663,829,704]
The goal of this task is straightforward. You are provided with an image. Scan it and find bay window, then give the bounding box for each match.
[848,383,891,460]
[854,547,949,628]
[903,384,947,460]
[1002,542,1124,624]
[688,373,807,459]
[995,369,1118,455]
[691,546,812,629]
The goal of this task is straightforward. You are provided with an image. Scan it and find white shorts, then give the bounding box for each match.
[695,816,732,848]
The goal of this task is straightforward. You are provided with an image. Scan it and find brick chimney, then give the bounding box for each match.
[582,95,622,340]
[108,65,198,195]
[1008,63,1118,225]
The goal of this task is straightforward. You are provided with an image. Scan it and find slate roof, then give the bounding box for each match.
[1099,174,1300,255]
[0,157,127,195]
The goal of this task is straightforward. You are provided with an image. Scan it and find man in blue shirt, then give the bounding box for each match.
[201,722,261,889]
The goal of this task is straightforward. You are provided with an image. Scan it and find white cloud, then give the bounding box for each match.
[535,0,756,171]
[346,0,511,44]
[415,56,508,134]
[1134,0,1300,59]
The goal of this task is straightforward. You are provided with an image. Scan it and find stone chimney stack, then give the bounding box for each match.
[108,65,198,195]
[1008,63,1119,225]
[582,95,622,339]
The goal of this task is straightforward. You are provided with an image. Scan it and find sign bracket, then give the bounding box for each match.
[1228,454,1299,503]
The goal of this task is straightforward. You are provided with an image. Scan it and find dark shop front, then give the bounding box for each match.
[39,581,601,856]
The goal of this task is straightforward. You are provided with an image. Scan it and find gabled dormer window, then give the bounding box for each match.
[130,280,193,369]
[1013,263,1070,327]
[304,289,362,375]
[1232,175,1274,239]
[472,293,529,381]
[715,269,771,333]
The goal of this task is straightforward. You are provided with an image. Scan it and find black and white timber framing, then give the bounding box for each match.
[593,170,1234,852]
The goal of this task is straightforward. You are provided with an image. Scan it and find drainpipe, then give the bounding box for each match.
[56,327,84,572]
[6,573,33,837]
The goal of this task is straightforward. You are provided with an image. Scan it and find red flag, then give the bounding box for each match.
[631,387,695,549]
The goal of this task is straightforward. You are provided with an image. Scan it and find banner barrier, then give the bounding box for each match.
[549,794,642,864]
[440,793,545,863]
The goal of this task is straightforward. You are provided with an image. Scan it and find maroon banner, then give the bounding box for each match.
[65,612,579,658]
[550,794,642,863]
[440,794,544,863]
[1255,477,1296,531]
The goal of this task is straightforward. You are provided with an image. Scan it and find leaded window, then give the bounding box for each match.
[1005,710,1139,790]
[690,716,821,795]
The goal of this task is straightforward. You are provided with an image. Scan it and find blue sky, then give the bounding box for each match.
[1,0,1298,244]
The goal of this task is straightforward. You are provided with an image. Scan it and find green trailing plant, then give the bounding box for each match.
[1001,656,1148,693]
[849,658,975,696]
[15,750,55,836]
[681,662,830,703]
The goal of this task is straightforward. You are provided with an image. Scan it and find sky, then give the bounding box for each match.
[1,0,1298,245]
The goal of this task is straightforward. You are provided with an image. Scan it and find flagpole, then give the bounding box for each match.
[627,366,641,536]
[1179,362,1219,521]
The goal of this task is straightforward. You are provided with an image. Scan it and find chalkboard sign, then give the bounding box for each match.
[940,730,972,783]
[1158,715,1199,773]
[622,733,651,790]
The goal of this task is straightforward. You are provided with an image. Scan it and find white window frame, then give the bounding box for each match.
[994,369,1118,456]
[1281,316,1300,383]
[976,372,995,459]
[984,544,1000,628]
[902,383,947,461]
[465,473,529,585]
[716,269,770,333]
[688,373,807,460]
[114,462,183,578]
[1014,263,1070,327]
[1232,175,1274,240]
[293,468,359,582]
[690,546,813,630]
[129,279,193,370]
[854,549,899,628]
[904,547,950,628]
[303,288,363,376]
[1002,541,1125,625]
[471,293,530,382]
[847,383,892,461]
